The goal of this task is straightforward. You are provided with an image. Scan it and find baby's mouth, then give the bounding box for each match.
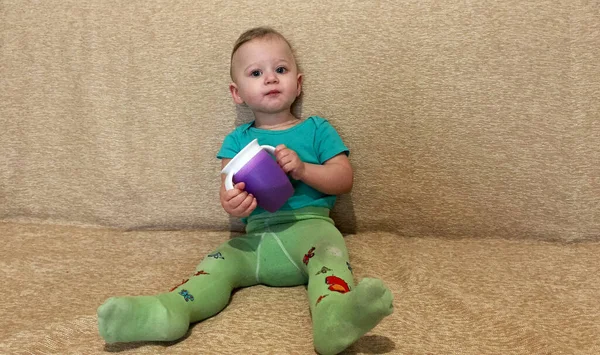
[266,90,281,96]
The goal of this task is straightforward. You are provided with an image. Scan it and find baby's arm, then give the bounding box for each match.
[274,145,353,196]
[299,154,353,195]
[220,159,258,217]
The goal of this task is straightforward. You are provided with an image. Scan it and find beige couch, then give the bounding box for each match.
[2,1,599,354]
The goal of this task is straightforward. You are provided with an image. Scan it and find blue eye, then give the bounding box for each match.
[276,67,287,74]
[250,70,261,77]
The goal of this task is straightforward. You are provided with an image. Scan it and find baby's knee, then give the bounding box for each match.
[324,245,344,257]
[313,243,348,261]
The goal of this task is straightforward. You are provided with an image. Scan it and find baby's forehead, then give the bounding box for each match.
[234,37,294,63]
[249,34,290,48]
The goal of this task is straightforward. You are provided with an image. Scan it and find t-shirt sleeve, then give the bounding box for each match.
[216,132,240,160]
[314,119,350,164]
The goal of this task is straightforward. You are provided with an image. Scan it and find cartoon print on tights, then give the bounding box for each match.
[303,247,316,265]
[315,275,352,307]
[178,289,194,302]
[325,275,350,293]
[208,252,224,260]
[316,294,329,306]
[170,270,210,291]
[170,278,189,292]
[315,266,332,275]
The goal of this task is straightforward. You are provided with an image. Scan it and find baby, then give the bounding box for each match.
[97,27,393,355]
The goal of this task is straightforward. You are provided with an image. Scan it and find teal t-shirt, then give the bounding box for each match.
[217,116,349,219]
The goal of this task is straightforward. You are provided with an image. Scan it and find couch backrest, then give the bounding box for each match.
[1,1,598,240]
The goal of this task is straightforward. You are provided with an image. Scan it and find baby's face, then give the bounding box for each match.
[230,37,302,115]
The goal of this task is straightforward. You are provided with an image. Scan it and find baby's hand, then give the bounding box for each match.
[220,182,257,218]
[275,145,306,180]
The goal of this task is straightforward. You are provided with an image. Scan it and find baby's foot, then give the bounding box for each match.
[312,278,394,355]
[97,295,189,343]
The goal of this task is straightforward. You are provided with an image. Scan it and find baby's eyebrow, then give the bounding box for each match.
[243,63,259,73]
[242,58,292,73]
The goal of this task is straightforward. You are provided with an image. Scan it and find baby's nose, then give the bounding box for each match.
[264,71,279,84]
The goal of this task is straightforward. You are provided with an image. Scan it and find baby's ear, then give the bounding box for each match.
[229,83,244,104]
[296,73,303,97]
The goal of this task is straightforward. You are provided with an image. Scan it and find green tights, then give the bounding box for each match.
[97,208,393,355]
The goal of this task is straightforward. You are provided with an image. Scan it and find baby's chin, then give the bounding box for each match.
[254,100,295,114]
[255,107,293,115]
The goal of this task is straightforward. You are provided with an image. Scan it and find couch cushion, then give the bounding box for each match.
[1,222,599,354]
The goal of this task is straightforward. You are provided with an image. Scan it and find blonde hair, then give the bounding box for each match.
[230,27,295,80]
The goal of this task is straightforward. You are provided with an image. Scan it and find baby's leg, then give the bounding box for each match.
[282,220,394,355]
[97,236,260,343]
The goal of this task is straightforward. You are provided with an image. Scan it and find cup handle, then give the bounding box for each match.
[224,171,235,191]
[261,145,276,156]
[225,145,277,191]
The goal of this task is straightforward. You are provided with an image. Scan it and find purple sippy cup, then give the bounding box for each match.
[221,139,294,213]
